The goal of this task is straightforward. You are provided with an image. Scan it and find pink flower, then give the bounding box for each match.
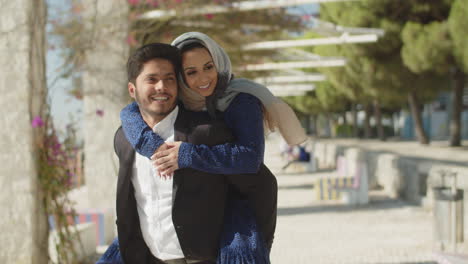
[146,0,159,7]
[53,142,62,151]
[204,14,214,20]
[96,109,104,117]
[32,116,44,128]
[128,0,140,6]
[126,34,138,47]
[175,0,183,3]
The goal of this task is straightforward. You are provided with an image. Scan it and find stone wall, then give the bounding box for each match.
[0,0,48,263]
[311,140,468,204]
[81,0,129,243]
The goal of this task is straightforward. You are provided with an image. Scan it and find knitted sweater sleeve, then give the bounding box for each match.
[178,93,265,174]
[120,101,165,158]
[120,94,265,174]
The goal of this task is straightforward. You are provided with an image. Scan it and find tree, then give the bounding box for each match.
[319,0,449,144]
[52,0,306,91]
[283,81,349,137]
[401,0,467,146]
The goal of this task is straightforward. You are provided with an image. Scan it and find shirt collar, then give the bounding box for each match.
[152,106,179,140]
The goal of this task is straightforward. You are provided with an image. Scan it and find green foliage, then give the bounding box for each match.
[315,82,348,112]
[34,116,83,264]
[317,0,451,110]
[282,91,322,115]
[402,21,453,74]
[282,81,349,115]
[399,0,468,75]
[335,124,353,137]
[449,0,468,71]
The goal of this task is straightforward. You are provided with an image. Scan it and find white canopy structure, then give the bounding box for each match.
[243,58,346,71]
[267,84,316,96]
[243,33,379,50]
[254,74,326,83]
[136,0,384,96]
[310,17,385,36]
[139,0,358,20]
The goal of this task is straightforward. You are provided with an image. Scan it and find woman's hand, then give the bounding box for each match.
[151,141,182,179]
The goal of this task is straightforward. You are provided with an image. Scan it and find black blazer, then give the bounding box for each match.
[114,107,277,263]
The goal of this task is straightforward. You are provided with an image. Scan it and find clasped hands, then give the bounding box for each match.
[151,141,182,179]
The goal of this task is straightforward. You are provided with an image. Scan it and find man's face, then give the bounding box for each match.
[128,58,178,125]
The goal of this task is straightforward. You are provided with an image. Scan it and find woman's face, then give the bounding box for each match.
[182,47,218,97]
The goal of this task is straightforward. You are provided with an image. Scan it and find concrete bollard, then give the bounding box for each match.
[325,143,338,169]
[344,148,365,177]
[398,158,421,203]
[343,148,369,205]
[417,161,442,206]
[363,151,382,190]
[375,153,404,199]
[314,142,327,169]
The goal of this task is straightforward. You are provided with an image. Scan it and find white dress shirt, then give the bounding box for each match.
[131,106,184,260]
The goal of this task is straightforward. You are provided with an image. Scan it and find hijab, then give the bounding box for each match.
[172,32,307,145]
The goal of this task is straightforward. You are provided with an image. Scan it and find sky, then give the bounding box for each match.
[46,0,319,136]
[47,0,82,134]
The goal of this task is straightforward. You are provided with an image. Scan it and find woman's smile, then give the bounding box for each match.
[198,82,211,89]
[182,47,218,97]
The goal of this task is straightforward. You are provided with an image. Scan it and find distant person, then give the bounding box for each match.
[281,145,310,171]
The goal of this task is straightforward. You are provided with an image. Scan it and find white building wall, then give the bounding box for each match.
[0,0,48,263]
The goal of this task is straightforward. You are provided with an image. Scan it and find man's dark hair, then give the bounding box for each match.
[127,43,182,84]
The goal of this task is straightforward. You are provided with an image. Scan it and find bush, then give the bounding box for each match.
[335,124,354,137]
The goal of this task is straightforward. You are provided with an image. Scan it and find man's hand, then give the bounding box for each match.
[151,141,182,179]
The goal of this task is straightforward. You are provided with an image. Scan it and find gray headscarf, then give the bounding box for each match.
[172,32,307,145]
[172,32,232,117]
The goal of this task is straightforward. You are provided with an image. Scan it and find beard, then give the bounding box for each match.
[134,88,177,122]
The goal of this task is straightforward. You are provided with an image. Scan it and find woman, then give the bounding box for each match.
[98,32,305,264]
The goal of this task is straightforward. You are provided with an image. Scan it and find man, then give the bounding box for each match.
[114,43,276,264]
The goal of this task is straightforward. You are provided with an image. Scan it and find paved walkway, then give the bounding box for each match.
[264,134,436,264]
[316,138,468,165]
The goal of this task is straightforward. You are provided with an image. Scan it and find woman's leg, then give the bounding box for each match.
[96,237,124,264]
[217,192,271,264]
[225,164,277,249]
